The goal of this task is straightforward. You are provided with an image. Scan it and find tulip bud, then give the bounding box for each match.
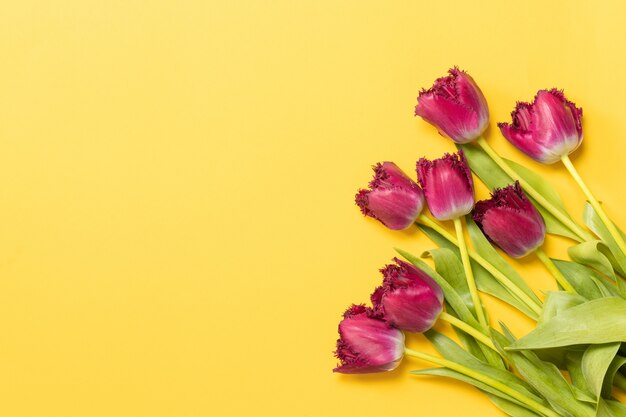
[473,182,546,258]
[333,304,405,374]
[415,67,489,144]
[371,258,443,333]
[416,150,475,221]
[498,89,583,164]
[355,162,425,230]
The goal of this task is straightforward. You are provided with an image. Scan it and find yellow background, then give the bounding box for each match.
[0,1,624,416]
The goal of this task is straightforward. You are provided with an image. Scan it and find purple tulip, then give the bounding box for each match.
[333,305,405,374]
[355,162,425,230]
[415,67,489,144]
[473,182,546,258]
[371,258,443,333]
[416,150,475,221]
[498,89,583,164]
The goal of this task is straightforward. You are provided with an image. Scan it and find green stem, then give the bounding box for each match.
[476,137,593,242]
[404,348,559,417]
[417,215,543,316]
[453,217,488,327]
[439,311,498,352]
[535,247,577,294]
[561,154,626,256]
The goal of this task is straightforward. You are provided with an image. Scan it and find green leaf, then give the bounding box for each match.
[583,204,626,295]
[508,352,595,416]
[583,203,626,272]
[418,224,539,319]
[422,248,504,368]
[442,301,488,363]
[539,291,587,325]
[425,330,538,399]
[568,241,618,280]
[597,399,618,417]
[411,367,534,409]
[423,248,474,311]
[395,248,481,329]
[486,394,544,417]
[493,330,595,417]
[567,351,594,399]
[553,259,621,300]
[604,400,626,417]
[510,298,626,350]
[413,366,556,416]
[602,354,626,398]
[465,217,541,305]
[459,143,582,241]
[581,343,620,400]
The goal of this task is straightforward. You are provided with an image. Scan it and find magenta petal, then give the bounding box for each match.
[498,123,548,162]
[415,68,489,144]
[473,182,546,258]
[333,358,403,374]
[371,258,443,333]
[382,286,443,333]
[356,162,425,230]
[333,306,404,374]
[481,207,545,257]
[371,162,417,190]
[416,151,474,221]
[364,188,424,230]
[499,89,583,164]
[454,70,489,129]
[416,94,481,144]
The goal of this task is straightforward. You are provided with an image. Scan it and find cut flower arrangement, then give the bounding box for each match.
[334,67,626,417]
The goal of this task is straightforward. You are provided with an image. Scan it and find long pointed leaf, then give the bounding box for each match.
[423,248,503,367]
[510,298,626,350]
[581,343,620,400]
[418,224,538,318]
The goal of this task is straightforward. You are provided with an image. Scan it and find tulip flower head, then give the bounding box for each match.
[371,258,443,333]
[333,304,405,374]
[355,162,425,230]
[498,89,583,164]
[473,182,546,258]
[416,150,475,221]
[415,67,489,144]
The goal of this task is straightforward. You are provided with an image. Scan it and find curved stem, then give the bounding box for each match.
[417,215,543,316]
[404,348,560,417]
[535,247,577,294]
[453,217,488,327]
[561,155,626,256]
[439,311,498,352]
[476,137,593,242]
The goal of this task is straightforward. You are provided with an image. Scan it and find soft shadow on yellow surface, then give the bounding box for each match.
[0,0,624,416]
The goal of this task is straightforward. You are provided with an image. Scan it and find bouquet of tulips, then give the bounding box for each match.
[333,68,626,417]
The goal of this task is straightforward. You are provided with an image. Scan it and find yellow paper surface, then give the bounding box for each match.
[0,1,624,415]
